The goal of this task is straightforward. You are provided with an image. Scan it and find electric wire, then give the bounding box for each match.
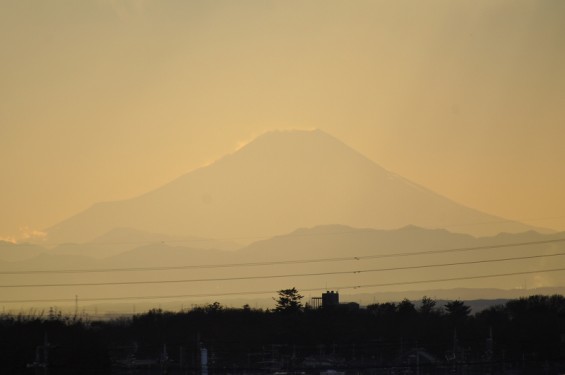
[1,250,565,288]
[2,237,564,275]
[1,266,565,304]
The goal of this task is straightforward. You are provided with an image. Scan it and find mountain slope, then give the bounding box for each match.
[0,241,44,262]
[3,226,564,310]
[46,129,534,244]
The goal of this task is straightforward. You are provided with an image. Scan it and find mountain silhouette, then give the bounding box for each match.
[46,129,534,244]
[3,225,564,310]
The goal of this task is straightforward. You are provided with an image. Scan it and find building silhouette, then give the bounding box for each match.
[309,291,359,310]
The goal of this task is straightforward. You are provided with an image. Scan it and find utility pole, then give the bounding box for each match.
[43,333,49,369]
[27,332,50,375]
[200,344,208,375]
[161,344,169,375]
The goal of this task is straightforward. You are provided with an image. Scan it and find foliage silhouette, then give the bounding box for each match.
[2,294,565,373]
[274,287,304,313]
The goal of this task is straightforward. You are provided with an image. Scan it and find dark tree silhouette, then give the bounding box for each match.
[274,287,303,313]
[419,296,437,314]
[397,298,416,315]
[205,301,223,312]
[2,294,565,373]
[445,300,471,320]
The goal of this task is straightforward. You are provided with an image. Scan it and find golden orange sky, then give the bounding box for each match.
[1,0,565,242]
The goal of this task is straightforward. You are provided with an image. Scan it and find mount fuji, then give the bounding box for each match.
[46,129,534,244]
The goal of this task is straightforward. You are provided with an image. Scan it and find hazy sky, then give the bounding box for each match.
[2,0,565,242]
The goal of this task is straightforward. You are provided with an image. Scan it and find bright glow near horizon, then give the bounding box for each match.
[1,0,565,241]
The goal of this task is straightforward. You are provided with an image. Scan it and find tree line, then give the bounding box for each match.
[1,291,565,374]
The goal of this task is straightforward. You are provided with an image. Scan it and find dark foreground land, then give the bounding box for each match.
[2,294,565,375]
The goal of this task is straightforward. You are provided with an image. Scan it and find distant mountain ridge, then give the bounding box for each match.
[46,129,535,244]
[2,225,564,312]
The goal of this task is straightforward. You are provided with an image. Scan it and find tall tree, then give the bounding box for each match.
[419,296,437,314]
[445,300,471,320]
[274,287,304,313]
[397,298,417,315]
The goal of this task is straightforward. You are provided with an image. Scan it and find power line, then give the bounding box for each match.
[1,266,565,304]
[2,251,565,288]
[3,237,564,275]
[355,267,565,290]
